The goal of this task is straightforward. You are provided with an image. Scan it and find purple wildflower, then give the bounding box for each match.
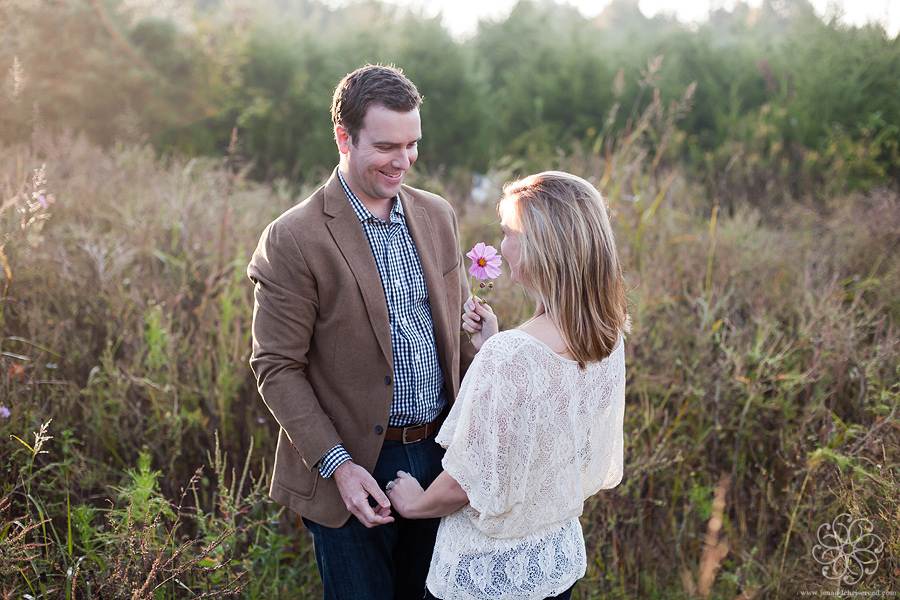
[466,242,502,280]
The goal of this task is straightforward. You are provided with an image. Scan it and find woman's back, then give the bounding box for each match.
[438,329,625,538]
[427,329,625,599]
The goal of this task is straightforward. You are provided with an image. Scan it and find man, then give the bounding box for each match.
[248,64,476,599]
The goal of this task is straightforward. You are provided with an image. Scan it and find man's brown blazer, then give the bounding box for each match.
[248,168,475,528]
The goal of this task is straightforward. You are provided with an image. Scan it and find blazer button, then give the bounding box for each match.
[384,375,392,385]
[375,425,383,435]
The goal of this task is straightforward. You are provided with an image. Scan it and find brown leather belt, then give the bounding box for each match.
[385,420,439,444]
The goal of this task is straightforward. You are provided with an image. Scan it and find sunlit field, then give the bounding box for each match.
[2,0,899,597]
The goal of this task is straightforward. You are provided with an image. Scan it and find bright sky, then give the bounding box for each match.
[359,0,898,39]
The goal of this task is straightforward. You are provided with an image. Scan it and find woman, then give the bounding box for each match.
[386,171,629,600]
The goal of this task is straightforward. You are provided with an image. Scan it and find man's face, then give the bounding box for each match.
[336,105,421,205]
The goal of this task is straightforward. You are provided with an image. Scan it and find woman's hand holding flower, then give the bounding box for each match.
[462,297,497,351]
[463,242,502,349]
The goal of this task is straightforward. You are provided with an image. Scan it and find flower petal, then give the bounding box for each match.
[484,264,502,279]
[466,242,487,261]
[470,265,489,279]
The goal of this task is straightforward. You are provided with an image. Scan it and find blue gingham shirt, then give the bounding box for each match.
[318,171,448,478]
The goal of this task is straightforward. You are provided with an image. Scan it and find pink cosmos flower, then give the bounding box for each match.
[466,242,502,280]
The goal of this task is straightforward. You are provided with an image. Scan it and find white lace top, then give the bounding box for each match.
[426,329,626,600]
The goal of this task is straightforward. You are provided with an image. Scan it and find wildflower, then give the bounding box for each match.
[0,405,10,418]
[465,242,502,304]
[466,242,502,280]
[466,241,501,306]
[9,364,25,377]
[257,417,266,424]
[33,193,55,209]
[462,243,503,342]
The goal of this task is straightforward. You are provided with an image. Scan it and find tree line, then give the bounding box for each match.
[2,0,898,202]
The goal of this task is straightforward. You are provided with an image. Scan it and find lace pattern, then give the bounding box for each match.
[427,517,585,600]
[427,330,626,600]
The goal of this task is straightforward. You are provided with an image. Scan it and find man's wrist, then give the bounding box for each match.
[318,445,352,478]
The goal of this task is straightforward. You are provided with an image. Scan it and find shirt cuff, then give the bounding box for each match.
[318,445,352,478]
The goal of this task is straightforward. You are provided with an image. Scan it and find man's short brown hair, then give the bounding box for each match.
[331,64,423,145]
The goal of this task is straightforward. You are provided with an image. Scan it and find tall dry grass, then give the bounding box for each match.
[2,67,898,597]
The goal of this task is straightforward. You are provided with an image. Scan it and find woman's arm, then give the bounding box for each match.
[386,470,469,519]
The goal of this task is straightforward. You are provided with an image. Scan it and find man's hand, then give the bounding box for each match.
[332,460,394,528]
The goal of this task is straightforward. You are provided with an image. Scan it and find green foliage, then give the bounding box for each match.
[782,19,900,155]
[473,0,616,167]
[115,448,175,525]
[4,0,898,193]
[1,418,316,598]
[391,13,493,171]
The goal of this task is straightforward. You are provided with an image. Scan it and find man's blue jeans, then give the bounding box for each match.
[302,434,445,600]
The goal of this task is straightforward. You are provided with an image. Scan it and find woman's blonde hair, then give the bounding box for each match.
[500,171,630,367]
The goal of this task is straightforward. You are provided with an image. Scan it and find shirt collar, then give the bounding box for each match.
[337,169,405,224]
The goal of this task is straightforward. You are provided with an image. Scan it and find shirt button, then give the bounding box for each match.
[375,425,383,435]
[384,375,392,385]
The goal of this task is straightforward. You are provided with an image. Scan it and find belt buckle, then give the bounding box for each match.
[401,426,414,444]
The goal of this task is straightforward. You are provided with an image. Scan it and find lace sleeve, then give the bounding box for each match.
[437,336,530,521]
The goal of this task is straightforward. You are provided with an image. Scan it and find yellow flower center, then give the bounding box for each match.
[478,258,486,267]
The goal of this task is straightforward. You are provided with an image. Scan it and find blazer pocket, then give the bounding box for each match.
[276,432,320,500]
[284,469,319,501]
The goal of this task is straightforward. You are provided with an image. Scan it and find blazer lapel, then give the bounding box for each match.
[323,172,393,367]
[402,191,453,381]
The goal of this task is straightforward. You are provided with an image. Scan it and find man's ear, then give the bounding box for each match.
[335,125,352,154]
